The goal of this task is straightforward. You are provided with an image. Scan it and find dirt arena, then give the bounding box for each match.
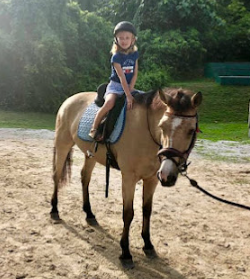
[0,128,250,279]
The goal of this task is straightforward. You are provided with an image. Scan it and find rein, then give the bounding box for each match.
[182,172,250,211]
[146,107,162,148]
[147,100,250,211]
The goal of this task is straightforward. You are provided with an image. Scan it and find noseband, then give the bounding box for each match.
[157,113,199,173]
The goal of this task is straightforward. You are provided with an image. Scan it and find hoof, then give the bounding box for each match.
[119,256,135,269]
[86,217,98,226]
[86,212,96,219]
[143,246,157,259]
[50,212,61,223]
[50,211,60,220]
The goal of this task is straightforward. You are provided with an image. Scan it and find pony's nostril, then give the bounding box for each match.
[163,176,177,187]
[158,172,177,187]
[168,175,176,184]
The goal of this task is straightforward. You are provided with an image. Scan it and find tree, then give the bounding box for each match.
[204,0,250,61]
[1,0,250,112]
[138,28,206,76]
[0,0,112,112]
[77,0,98,11]
[94,0,140,24]
[133,0,221,33]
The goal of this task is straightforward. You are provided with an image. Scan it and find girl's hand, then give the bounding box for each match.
[112,62,135,109]
[126,94,134,110]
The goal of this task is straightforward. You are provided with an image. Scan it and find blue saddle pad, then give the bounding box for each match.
[77,102,126,143]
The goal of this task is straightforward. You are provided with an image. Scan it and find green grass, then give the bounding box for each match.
[0,110,56,130]
[171,79,250,143]
[172,79,249,123]
[198,122,249,142]
[0,79,250,143]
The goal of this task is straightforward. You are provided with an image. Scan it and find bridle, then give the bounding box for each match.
[157,112,199,174]
[149,109,250,212]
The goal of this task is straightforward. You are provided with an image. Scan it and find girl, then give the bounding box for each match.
[89,21,139,139]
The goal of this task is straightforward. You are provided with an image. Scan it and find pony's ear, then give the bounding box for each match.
[158,88,172,105]
[191,91,202,107]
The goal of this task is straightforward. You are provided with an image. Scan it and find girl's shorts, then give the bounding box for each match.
[104,80,144,98]
[104,80,125,98]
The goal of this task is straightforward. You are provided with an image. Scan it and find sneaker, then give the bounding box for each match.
[88,129,97,139]
[87,150,94,158]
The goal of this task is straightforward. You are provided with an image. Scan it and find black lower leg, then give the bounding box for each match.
[83,202,95,219]
[51,195,58,213]
[142,201,154,250]
[50,195,60,219]
[82,182,95,219]
[120,207,134,260]
[120,233,132,260]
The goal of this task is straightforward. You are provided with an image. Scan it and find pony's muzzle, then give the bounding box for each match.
[157,171,177,187]
[157,159,178,187]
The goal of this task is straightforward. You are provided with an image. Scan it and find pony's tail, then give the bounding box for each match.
[53,147,73,187]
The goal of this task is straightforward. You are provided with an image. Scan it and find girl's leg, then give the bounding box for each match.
[89,93,117,138]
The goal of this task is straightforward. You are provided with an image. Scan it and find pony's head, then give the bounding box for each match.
[156,88,202,187]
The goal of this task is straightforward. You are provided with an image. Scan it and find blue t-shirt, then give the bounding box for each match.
[110,51,139,84]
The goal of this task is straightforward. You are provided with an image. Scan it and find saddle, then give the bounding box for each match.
[95,83,108,107]
[93,83,153,143]
[92,83,124,197]
[93,83,126,145]
[92,84,157,198]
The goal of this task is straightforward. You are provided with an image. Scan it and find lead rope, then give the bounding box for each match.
[182,172,250,211]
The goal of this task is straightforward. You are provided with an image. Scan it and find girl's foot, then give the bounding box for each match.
[88,128,97,139]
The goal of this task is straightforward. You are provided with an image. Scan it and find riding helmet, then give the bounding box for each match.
[114,21,137,37]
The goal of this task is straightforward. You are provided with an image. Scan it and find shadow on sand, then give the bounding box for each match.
[57,217,186,279]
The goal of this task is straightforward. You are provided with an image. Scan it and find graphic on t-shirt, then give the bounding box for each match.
[123,66,133,74]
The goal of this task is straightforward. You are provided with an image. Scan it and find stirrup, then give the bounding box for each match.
[88,128,97,139]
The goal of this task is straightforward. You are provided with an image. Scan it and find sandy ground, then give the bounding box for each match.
[0,128,250,279]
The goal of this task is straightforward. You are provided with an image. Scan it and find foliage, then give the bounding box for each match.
[95,0,221,33]
[135,0,221,33]
[95,0,139,24]
[203,0,250,61]
[0,0,111,112]
[138,28,206,77]
[137,67,171,91]
[0,0,250,112]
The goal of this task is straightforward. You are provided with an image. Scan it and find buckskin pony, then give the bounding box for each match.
[51,88,202,268]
